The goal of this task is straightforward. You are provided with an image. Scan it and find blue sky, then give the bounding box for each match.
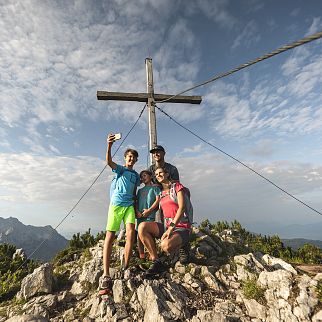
[1,0,322,239]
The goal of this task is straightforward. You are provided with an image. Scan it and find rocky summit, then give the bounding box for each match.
[0,227,321,322]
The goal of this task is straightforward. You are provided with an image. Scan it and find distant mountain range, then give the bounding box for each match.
[245,221,322,240]
[0,217,68,261]
[282,238,322,250]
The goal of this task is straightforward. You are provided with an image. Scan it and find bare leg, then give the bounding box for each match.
[138,222,161,261]
[137,235,145,258]
[161,232,182,255]
[103,231,116,276]
[124,223,135,269]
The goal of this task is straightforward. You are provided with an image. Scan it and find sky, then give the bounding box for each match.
[1,0,322,239]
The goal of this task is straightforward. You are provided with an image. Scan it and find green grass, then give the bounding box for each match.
[316,281,322,303]
[242,279,266,305]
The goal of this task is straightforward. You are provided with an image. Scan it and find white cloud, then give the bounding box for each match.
[0,153,106,203]
[281,47,310,76]
[195,0,236,29]
[287,56,322,97]
[204,49,322,139]
[0,0,207,155]
[248,139,277,158]
[231,20,260,50]
[182,143,204,153]
[306,17,322,36]
[49,145,61,154]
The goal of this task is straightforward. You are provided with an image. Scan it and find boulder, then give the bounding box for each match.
[17,263,53,300]
[234,253,265,281]
[131,280,189,321]
[293,274,319,321]
[258,269,293,301]
[261,254,297,275]
[113,279,125,303]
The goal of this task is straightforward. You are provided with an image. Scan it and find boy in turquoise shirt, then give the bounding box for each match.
[99,133,140,296]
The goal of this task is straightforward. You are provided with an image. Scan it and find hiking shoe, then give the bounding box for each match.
[99,276,113,296]
[145,259,168,277]
[179,243,190,265]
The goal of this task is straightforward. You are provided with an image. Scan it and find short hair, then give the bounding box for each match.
[140,169,152,178]
[124,148,138,159]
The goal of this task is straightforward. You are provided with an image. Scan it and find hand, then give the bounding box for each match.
[107,133,115,144]
[135,211,142,218]
[161,226,174,240]
[141,208,150,217]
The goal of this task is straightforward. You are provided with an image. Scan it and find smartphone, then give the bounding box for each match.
[114,133,122,141]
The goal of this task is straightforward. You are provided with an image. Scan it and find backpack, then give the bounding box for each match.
[168,183,193,225]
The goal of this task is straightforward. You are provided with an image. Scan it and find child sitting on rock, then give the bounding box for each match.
[135,170,161,260]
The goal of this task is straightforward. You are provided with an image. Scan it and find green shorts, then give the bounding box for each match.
[106,204,135,232]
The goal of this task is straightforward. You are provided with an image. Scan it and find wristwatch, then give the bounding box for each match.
[169,222,175,228]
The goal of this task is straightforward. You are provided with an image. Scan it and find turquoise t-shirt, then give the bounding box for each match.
[137,185,161,220]
[110,164,140,207]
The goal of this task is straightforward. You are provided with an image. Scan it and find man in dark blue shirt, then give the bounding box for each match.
[148,145,179,182]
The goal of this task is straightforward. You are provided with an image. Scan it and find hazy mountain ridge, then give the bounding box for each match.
[282,238,322,250]
[246,221,322,240]
[0,217,68,261]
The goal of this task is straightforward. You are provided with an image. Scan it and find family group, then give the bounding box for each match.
[99,133,192,296]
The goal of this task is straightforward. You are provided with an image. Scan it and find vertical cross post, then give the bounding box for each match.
[145,58,157,165]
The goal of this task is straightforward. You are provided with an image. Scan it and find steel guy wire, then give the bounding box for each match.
[156,30,322,103]
[155,104,322,218]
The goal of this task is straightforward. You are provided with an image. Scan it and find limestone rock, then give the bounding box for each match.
[22,294,57,318]
[113,279,124,303]
[312,309,322,322]
[132,280,189,321]
[190,310,228,322]
[314,272,322,281]
[5,316,49,322]
[258,269,293,301]
[3,232,321,322]
[17,263,53,300]
[234,253,266,283]
[242,298,267,320]
[293,274,319,321]
[261,254,297,275]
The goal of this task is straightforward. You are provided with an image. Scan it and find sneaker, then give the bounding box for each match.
[99,276,113,296]
[145,259,168,277]
[179,243,190,265]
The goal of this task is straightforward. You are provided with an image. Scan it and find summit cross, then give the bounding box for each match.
[97,58,202,165]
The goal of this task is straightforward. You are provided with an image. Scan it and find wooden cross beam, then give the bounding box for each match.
[97,91,202,104]
[97,58,202,165]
